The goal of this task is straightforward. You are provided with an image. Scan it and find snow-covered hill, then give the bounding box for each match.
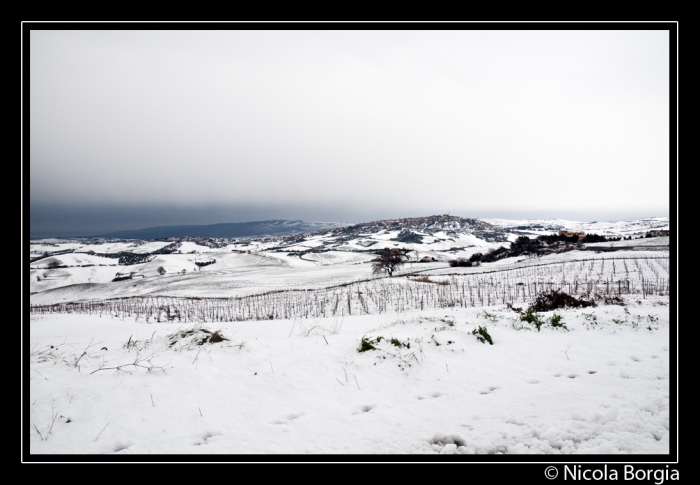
[28,215,670,301]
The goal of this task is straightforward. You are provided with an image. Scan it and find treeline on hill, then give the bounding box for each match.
[450,233,612,267]
[89,242,182,266]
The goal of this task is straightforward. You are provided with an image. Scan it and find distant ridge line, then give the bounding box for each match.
[92,220,347,240]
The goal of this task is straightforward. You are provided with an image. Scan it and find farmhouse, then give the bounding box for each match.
[559,230,586,240]
[646,229,669,237]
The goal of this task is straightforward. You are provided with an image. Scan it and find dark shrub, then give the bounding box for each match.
[480,246,509,263]
[448,257,472,267]
[582,233,607,243]
[509,236,546,257]
[529,290,596,312]
[536,234,579,244]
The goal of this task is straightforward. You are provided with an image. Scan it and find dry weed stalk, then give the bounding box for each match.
[90,354,167,375]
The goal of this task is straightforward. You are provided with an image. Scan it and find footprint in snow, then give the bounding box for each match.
[273,413,304,425]
[527,379,540,384]
[567,374,578,379]
[353,404,376,414]
[479,386,498,395]
[588,371,597,374]
[194,432,220,446]
[113,443,131,452]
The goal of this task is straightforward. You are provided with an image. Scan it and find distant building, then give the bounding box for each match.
[646,229,669,237]
[559,230,586,241]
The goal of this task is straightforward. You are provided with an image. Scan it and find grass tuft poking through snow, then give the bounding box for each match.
[471,326,494,345]
[167,326,229,348]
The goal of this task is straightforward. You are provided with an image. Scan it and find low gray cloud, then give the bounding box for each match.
[29,29,670,235]
[29,201,665,239]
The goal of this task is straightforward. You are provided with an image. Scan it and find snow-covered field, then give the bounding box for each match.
[29,298,670,455]
[26,217,674,456]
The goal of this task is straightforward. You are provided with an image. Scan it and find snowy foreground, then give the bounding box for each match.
[29,297,670,455]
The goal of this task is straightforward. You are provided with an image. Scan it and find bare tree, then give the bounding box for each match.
[157,266,166,275]
[371,248,408,277]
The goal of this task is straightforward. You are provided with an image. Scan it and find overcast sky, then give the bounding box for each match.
[28,28,671,237]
